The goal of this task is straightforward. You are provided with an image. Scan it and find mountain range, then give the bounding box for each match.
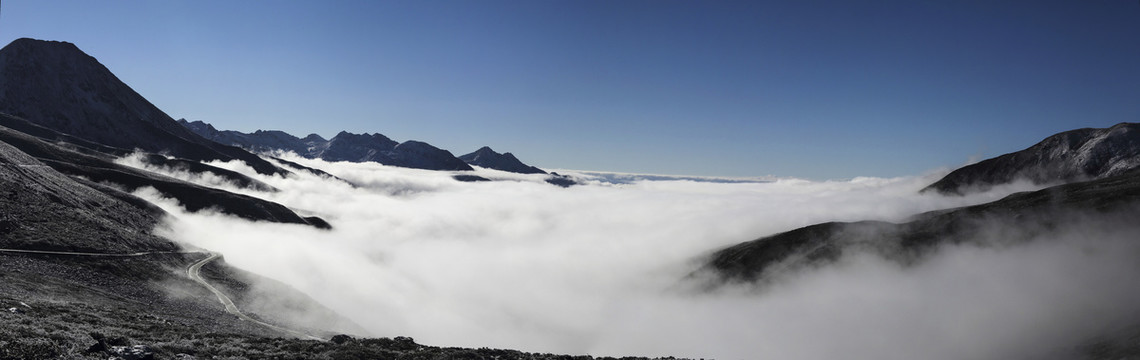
[178,119,557,176]
[1,36,1138,359]
[178,119,579,186]
[179,120,475,171]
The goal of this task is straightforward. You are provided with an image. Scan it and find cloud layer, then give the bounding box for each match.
[121,154,1140,359]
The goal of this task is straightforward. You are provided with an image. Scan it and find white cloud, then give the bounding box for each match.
[125,154,1139,359]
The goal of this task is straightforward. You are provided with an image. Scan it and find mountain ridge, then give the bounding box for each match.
[923,122,1140,194]
[702,122,1140,286]
[0,38,289,176]
[179,119,475,171]
[458,146,547,174]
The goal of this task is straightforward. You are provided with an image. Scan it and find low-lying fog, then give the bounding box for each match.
[118,153,1140,360]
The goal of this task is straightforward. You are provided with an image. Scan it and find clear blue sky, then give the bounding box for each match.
[2,1,1138,179]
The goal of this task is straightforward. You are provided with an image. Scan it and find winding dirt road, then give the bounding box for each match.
[0,248,322,340]
[187,253,322,340]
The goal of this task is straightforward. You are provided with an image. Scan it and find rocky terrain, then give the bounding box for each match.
[0,38,288,177]
[5,252,667,359]
[922,123,1140,195]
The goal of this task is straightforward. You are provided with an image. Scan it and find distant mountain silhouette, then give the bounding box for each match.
[0,38,288,176]
[180,120,473,171]
[458,146,546,174]
[923,123,1140,194]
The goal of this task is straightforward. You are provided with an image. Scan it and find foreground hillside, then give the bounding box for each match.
[3,252,671,360]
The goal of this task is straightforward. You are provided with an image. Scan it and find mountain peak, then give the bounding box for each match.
[0,38,288,175]
[459,146,546,174]
[3,38,84,55]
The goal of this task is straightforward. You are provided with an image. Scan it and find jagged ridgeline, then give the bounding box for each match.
[179,119,559,176]
[179,120,474,171]
[178,119,579,185]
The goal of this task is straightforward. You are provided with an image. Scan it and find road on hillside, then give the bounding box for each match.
[187,253,323,340]
[0,248,322,340]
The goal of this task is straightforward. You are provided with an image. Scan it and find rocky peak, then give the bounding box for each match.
[459,146,546,174]
[329,131,397,149]
[302,134,327,143]
[0,38,287,175]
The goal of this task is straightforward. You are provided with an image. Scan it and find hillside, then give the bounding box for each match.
[0,38,288,176]
[923,123,1140,194]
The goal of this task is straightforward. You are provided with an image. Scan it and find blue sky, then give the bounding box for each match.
[2,1,1138,179]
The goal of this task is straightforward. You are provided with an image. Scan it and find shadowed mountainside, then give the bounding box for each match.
[0,117,328,229]
[0,139,174,253]
[0,38,288,176]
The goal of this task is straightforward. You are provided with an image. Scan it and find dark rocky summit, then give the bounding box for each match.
[0,38,288,176]
[459,146,547,174]
[181,120,474,171]
[923,123,1140,195]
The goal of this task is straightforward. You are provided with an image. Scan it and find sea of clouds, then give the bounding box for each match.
[116,153,1140,360]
